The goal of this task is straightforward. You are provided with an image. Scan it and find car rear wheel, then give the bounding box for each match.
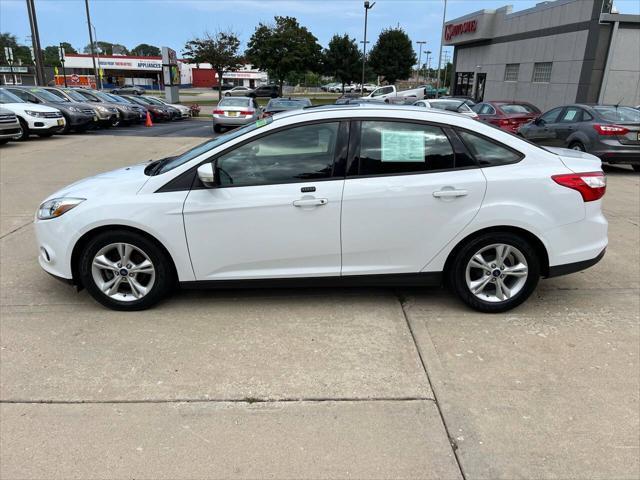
[448,232,540,313]
[632,165,640,172]
[78,230,175,311]
[569,141,585,151]
[37,132,54,138]
[213,124,222,133]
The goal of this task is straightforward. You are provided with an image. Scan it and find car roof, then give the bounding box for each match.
[275,103,474,121]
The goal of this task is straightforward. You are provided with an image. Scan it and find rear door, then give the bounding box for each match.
[340,120,486,276]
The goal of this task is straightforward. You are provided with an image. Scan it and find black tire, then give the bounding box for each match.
[61,115,71,134]
[17,118,29,140]
[37,132,54,138]
[448,232,541,313]
[569,141,585,152]
[78,230,175,311]
[213,124,222,133]
[224,92,230,97]
[110,116,121,127]
[632,165,640,173]
[0,139,8,145]
[270,93,277,98]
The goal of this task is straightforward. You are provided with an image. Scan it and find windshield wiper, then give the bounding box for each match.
[144,156,176,176]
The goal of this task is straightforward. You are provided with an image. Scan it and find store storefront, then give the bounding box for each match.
[444,0,640,109]
[62,53,164,89]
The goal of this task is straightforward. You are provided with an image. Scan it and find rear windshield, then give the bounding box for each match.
[219,98,251,107]
[499,104,539,114]
[267,99,311,110]
[430,100,471,112]
[593,106,640,123]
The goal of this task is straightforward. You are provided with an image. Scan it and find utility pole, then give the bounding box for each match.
[361,1,375,95]
[435,0,448,98]
[84,0,100,89]
[25,0,46,85]
[426,51,432,84]
[416,41,426,84]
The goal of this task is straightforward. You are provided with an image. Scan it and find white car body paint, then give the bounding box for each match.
[34,106,607,291]
[0,101,66,131]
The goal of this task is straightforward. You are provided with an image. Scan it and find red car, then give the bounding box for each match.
[472,101,541,133]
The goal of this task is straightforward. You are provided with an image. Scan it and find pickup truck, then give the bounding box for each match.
[360,84,448,103]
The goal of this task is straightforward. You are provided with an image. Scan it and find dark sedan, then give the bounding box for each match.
[473,100,541,133]
[122,95,174,122]
[261,98,311,117]
[518,104,640,170]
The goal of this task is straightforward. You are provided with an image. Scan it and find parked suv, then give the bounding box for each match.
[42,87,119,127]
[74,89,142,126]
[5,86,96,133]
[0,88,65,139]
[518,104,640,171]
[249,84,279,98]
[0,107,23,144]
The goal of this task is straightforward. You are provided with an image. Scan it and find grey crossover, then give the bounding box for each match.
[518,104,640,170]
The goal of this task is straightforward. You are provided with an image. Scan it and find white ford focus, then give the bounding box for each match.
[34,105,607,312]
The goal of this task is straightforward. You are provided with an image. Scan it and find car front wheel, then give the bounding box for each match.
[78,230,175,311]
[448,232,540,313]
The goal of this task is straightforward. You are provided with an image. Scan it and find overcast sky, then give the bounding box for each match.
[2,0,639,61]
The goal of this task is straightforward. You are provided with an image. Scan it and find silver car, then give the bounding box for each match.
[224,86,253,97]
[0,107,22,144]
[212,97,261,133]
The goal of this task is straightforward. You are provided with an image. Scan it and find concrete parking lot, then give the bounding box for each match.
[1,120,638,479]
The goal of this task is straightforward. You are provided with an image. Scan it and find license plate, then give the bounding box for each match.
[57,119,64,126]
[228,112,238,117]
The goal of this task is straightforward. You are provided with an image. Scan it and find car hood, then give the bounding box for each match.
[1,102,61,113]
[545,147,603,173]
[44,163,149,202]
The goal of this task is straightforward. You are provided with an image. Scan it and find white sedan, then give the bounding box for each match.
[413,99,479,118]
[34,105,607,312]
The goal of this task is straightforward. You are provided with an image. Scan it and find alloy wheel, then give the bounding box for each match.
[465,243,529,303]
[91,242,156,302]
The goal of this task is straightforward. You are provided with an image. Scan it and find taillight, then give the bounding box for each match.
[239,110,253,115]
[552,172,606,202]
[213,109,225,115]
[593,124,629,136]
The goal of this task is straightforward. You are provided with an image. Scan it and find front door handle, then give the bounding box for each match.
[433,189,468,198]
[293,198,328,207]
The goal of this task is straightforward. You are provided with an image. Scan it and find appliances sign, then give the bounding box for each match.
[445,20,478,41]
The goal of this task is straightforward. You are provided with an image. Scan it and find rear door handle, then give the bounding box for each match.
[433,189,468,198]
[293,198,328,207]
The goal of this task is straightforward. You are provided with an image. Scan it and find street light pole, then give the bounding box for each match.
[416,41,426,84]
[426,51,432,83]
[91,23,103,89]
[25,0,46,85]
[84,0,100,89]
[361,1,375,96]
[435,0,448,98]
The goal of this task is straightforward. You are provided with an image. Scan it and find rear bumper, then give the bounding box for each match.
[547,248,605,278]
[212,115,255,126]
[596,150,640,164]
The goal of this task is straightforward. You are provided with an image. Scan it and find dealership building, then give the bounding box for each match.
[444,0,640,110]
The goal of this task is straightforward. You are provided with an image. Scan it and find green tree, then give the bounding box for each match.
[368,27,416,85]
[83,41,128,56]
[131,43,160,57]
[323,34,361,93]
[0,32,32,65]
[246,16,322,95]
[42,42,76,67]
[183,31,242,98]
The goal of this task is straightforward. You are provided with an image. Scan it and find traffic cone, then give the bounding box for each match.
[145,111,153,127]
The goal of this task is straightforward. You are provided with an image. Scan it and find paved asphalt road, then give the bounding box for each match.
[0,120,638,479]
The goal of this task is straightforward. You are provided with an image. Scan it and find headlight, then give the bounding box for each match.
[37,198,85,220]
[25,110,46,118]
[95,105,109,113]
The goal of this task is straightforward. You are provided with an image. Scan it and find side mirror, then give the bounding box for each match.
[197,162,216,188]
[535,117,545,126]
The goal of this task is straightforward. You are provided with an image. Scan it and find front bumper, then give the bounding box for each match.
[66,112,95,127]
[0,124,22,140]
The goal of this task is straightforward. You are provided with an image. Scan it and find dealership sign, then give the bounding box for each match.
[63,54,162,71]
[445,20,478,41]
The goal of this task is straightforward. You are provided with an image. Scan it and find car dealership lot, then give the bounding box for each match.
[1,123,638,479]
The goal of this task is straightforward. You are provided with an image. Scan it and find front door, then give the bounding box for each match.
[341,120,486,276]
[525,107,564,146]
[183,122,346,280]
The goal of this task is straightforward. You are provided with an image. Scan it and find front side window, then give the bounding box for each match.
[540,107,563,124]
[457,130,522,167]
[215,122,339,186]
[358,121,455,175]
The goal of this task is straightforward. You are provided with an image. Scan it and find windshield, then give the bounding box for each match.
[104,93,127,103]
[91,91,116,103]
[594,106,640,123]
[29,88,69,103]
[219,98,251,107]
[156,118,274,175]
[142,96,165,106]
[66,89,97,102]
[499,104,539,114]
[128,96,152,105]
[0,89,25,103]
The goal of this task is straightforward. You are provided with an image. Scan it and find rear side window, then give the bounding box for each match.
[559,107,583,123]
[358,121,455,175]
[457,130,522,167]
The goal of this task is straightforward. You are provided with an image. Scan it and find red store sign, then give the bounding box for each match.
[445,20,478,41]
